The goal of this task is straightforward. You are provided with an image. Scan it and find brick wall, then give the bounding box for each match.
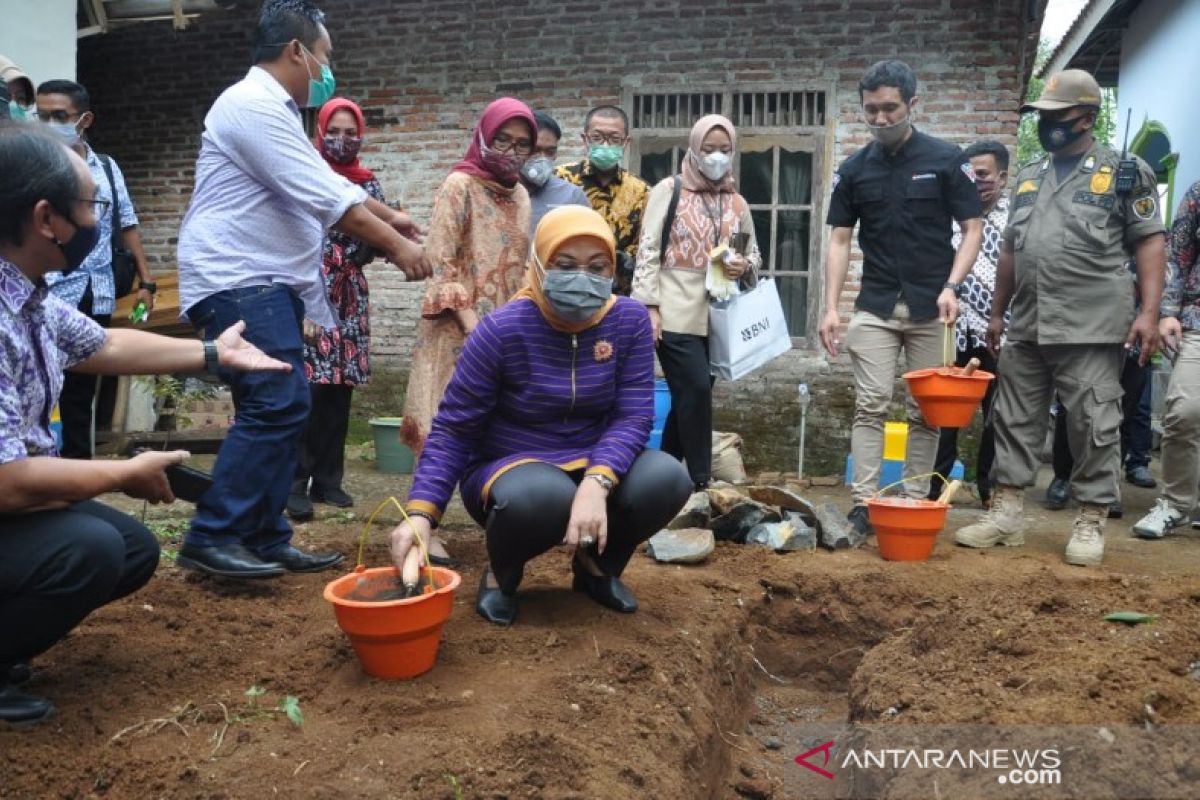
[77,0,1039,473]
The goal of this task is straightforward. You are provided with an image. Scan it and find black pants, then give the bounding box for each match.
[468,450,692,595]
[59,284,111,459]
[657,332,714,487]
[294,383,354,494]
[929,345,999,501]
[1053,354,1152,480]
[0,501,159,670]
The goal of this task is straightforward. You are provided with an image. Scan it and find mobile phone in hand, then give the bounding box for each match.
[165,463,214,503]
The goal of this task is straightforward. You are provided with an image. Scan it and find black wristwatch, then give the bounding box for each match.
[202,340,220,374]
[942,281,963,296]
[138,280,157,294]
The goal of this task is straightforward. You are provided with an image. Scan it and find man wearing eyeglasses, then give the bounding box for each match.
[556,105,649,295]
[34,79,156,461]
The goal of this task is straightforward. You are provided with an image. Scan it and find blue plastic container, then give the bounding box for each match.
[647,378,672,449]
[844,454,964,487]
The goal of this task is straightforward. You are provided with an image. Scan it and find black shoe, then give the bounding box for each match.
[1126,467,1157,489]
[1108,501,1123,520]
[255,545,345,573]
[571,558,637,613]
[847,504,874,538]
[6,662,32,686]
[177,543,287,579]
[0,684,55,725]
[475,569,517,626]
[1045,477,1070,510]
[286,492,314,521]
[311,487,354,508]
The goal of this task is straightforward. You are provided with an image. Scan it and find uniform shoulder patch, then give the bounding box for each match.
[1132,191,1158,221]
[832,172,841,191]
[960,162,977,183]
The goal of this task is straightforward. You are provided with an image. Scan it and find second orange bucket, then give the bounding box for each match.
[903,366,994,427]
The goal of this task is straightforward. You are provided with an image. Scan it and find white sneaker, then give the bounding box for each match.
[1132,498,1187,540]
[954,485,1027,548]
[1065,504,1106,566]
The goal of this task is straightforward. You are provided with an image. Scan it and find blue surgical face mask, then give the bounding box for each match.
[301,45,336,108]
[8,100,35,120]
[536,255,613,322]
[46,119,82,146]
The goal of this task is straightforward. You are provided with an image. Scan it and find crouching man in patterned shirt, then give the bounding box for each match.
[0,124,289,725]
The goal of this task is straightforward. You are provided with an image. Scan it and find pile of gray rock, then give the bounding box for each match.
[645,482,867,564]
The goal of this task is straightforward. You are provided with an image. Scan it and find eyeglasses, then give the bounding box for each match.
[490,133,534,156]
[585,133,627,146]
[77,197,112,216]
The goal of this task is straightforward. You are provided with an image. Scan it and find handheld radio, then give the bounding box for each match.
[1115,108,1138,195]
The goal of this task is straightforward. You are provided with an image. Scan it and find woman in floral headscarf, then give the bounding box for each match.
[400,97,536,562]
[288,97,387,521]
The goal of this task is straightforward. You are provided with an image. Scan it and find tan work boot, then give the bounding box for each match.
[1064,504,1106,566]
[954,484,1027,548]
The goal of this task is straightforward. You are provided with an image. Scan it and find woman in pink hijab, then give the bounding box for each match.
[402,98,537,563]
[631,114,762,491]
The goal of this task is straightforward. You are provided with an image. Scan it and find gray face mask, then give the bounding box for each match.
[868,115,911,149]
[541,268,613,322]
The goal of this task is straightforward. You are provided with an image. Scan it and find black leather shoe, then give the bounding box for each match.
[572,559,637,613]
[1045,477,1070,510]
[311,487,354,508]
[286,492,314,521]
[847,504,874,538]
[0,684,55,725]
[1108,501,1123,520]
[256,545,345,573]
[475,570,517,626]
[1126,466,1157,489]
[177,543,286,579]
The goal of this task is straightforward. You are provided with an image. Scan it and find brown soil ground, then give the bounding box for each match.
[3,458,1200,800]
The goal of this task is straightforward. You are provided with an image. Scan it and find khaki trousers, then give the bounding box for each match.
[846,303,945,504]
[1160,331,1200,514]
[992,341,1124,505]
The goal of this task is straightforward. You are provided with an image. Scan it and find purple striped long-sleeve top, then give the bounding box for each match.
[407,295,655,520]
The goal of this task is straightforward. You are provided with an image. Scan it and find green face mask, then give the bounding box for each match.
[302,46,337,108]
[588,143,624,172]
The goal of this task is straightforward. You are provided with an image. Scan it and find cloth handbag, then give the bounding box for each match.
[708,277,792,381]
[98,154,137,298]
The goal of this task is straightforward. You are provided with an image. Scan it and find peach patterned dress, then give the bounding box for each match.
[400,170,530,452]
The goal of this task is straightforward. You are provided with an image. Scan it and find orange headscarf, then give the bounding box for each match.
[511,206,618,334]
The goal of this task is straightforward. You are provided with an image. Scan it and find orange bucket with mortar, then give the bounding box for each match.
[324,497,461,679]
[905,330,995,426]
[866,476,960,561]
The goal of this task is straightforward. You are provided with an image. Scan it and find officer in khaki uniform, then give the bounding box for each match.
[955,70,1166,566]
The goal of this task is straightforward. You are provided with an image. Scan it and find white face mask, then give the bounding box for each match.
[698,151,732,181]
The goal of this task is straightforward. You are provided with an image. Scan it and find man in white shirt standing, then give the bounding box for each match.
[176,0,430,579]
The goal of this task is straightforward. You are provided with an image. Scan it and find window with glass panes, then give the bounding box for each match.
[627,89,827,338]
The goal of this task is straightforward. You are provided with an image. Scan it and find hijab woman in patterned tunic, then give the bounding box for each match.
[389,207,691,626]
[288,98,387,519]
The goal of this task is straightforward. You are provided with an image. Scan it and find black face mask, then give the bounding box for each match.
[1037,116,1088,153]
[53,208,99,275]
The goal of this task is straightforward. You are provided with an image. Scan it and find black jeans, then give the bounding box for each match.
[1053,354,1152,479]
[59,283,112,459]
[0,501,159,669]
[295,383,354,494]
[929,345,999,501]
[467,450,692,595]
[657,332,714,487]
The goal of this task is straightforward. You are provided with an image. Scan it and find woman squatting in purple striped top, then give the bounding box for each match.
[388,207,692,626]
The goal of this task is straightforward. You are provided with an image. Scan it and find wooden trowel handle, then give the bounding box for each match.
[937,479,962,505]
[962,358,981,376]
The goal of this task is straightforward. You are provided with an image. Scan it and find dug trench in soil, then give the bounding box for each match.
[3,470,1200,798]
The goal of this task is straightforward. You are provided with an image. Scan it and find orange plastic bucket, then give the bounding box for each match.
[866,497,949,561]
[324,565,462,680]
[903,366,995,427]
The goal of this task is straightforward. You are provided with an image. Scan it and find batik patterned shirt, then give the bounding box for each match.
[0,255,107,463]
[1162,180,1200,331]
[556,160,649,294]
[952,195,1009,351]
